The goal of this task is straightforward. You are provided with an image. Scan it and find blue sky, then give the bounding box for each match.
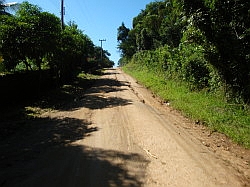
[7,0,154,66]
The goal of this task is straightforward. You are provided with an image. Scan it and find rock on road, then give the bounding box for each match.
[0,68,249,187]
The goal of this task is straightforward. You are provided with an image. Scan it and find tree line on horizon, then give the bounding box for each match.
[0,0,114,81]
[117,0,250,104]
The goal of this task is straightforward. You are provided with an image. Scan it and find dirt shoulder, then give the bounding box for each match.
[0,68,249,187]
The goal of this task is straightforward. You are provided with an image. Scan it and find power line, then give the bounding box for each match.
[78,0,94,28]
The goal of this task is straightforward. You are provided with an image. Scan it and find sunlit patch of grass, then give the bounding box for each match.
[77,72,99,80]
[123,64,250,148]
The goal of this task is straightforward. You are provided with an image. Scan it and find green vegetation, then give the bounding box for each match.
[124,64,250,148]
[118,0,250,103]
[0,1,114,80]
[0,0,114,107]
[118,0,250,148]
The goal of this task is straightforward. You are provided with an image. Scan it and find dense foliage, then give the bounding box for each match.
[0,1,114,81]
[117,0,250,104]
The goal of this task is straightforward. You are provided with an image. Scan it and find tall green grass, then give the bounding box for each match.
[123,64,250,148]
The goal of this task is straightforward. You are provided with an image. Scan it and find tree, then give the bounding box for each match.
[1,1,112,78]
[0,1,62,71]
[133,1,170,50]
[0,15,23,70]
[54,22,99,81]
[159,0,186,47]
[183,0,250,102]
[117,22,130,43]
[117,22,136,58]
[15,2,61,71]
[118,0,185,53]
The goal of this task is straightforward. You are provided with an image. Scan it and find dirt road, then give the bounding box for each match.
[0,68,249,186]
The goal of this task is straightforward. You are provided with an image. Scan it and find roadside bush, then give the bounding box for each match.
[178,43,209,90]
[131,44,220,92]
[129,22,225,93]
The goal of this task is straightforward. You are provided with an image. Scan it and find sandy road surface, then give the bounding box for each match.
[0,68,249,187]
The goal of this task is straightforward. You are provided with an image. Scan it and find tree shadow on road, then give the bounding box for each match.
[77,94,132,110]
[0,73,131,122]
[32,76,131,112]
[0,71,147,187]
[80,147,148,187]
[7,145,148,187]
[0,115,95,185]
[0,115,148,187]
[71,77,132,110]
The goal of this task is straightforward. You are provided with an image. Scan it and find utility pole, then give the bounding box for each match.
[61,0,65,29]
[99,39,106,66]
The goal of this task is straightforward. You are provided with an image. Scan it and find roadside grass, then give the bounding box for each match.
[123,65,250,148]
